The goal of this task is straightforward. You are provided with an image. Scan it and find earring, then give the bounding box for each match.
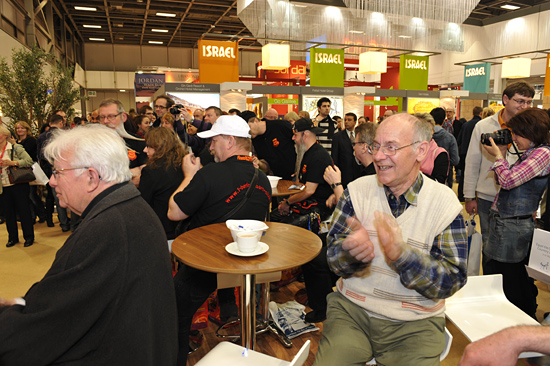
[530,142,535,147]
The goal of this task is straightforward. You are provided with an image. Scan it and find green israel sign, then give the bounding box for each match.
[399,55,429,90]
[310,48,345,87]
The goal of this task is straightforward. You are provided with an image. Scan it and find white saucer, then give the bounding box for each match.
[225,242,269,257]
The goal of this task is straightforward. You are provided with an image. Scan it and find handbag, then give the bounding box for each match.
[7,145,35,184]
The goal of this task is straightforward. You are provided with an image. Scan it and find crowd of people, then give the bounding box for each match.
[1,81,550,365]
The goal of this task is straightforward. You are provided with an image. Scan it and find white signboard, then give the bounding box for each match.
[526,229,550,284]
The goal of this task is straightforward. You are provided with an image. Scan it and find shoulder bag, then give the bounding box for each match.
[7,145,36,184]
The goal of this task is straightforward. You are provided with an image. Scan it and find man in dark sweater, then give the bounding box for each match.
[0,125,178,366]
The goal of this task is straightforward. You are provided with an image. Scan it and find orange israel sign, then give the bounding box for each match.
[198,40,239,83]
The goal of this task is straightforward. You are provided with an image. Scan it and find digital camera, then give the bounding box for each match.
[481,129,513,146]
[170,104,184,115]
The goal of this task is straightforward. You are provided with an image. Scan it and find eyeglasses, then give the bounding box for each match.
[98,113,121,122]
[511,98,533,106]
[145,112,155,116]
[367,141,421,156]
[52,167,89,178]
[351,142,367,147]
[154,105,167,109]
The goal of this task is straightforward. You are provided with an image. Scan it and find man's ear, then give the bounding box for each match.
[122,112,128,123]
[86,167,102,192]
[415,140,429,163]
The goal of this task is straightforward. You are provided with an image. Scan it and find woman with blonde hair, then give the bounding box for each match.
[139,127,187,240]
[284,111,300,125]
[0,126,34,247]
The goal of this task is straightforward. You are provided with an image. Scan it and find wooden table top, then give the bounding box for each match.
[272,180,304,197]
[172,222,322,274]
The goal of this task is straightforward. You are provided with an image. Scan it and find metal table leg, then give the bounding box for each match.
[240,273,256,350]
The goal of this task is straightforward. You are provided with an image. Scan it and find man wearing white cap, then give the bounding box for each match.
[168,114,272,366]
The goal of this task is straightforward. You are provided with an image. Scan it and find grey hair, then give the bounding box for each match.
[413,113,435,141]
[44,124,133,184]
[354,122,377,145]
[99,98,143,141]
[383,113,433,151]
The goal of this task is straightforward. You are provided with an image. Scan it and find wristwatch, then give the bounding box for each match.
[330,182,342,189]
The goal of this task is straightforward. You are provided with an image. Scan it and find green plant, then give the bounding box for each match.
[0,45,84,130]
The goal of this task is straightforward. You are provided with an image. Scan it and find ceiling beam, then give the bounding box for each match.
[103,0,114,44]
[167,0,195,47]
[139,0,151,45]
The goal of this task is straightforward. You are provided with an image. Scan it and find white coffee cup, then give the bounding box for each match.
[236,231,260,253]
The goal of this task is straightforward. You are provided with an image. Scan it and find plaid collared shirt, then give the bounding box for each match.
[327,174,467,300]
[490,146,550,211]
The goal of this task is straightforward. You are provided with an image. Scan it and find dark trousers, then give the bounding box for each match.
[457,154,466,200]
[173,265,236,366]
[45,183,69,228]
[1,183,34,242]
[29,185,46,221]
[302,245,338,314]
[484,257,538,320]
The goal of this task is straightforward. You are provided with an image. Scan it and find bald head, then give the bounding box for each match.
[264,109,278,120]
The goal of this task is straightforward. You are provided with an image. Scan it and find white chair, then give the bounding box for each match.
[366,327,453,365]
[194,340,311,366]
[445,274,542,359]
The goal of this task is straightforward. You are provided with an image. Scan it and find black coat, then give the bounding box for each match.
[331,130,359,188]
[0,183,178,366]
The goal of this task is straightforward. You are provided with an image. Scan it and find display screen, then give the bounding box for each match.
[167,92,220,113]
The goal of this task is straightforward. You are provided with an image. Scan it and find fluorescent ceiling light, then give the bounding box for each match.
[152,29,169,33]
[293,4,307,7]
[83,25,101,29]
[89,38,105,41]
[156,12,176,17]
[349,30,365,34]
[399,35,412,38]
[501,4,520,10]
[137,71,144,74]
[149,41,163,44]
[120,90,126,92]
[75,6,97,11]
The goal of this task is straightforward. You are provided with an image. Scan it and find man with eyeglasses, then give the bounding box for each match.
[98,99,147,186]
[138,105,155,122]
[464,81,535,273]
[0,125,178,365]
[314,113,467,366]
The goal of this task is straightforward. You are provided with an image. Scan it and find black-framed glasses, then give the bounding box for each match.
[367,141,421,156]
[511,98,533,106]
[154,105,168,109]
[98,113,121,122]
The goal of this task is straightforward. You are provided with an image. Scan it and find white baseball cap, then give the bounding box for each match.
[197,115,251,139]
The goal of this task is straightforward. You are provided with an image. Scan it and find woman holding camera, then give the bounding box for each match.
[483,108,550,319]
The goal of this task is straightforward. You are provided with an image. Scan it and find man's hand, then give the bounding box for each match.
[458,328,520,366]
[342,217,375,263]
[374,211,405,262]
[278,200,290,215]
[0,297,16,307]
[181,109,193,123]
[182,154,201,178]
[465,199,477,215]
[324,165,342,186]
[326,194,338,208]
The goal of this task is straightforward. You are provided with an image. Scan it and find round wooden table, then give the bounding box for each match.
[172,222,322,350]
[272,180,304,197]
